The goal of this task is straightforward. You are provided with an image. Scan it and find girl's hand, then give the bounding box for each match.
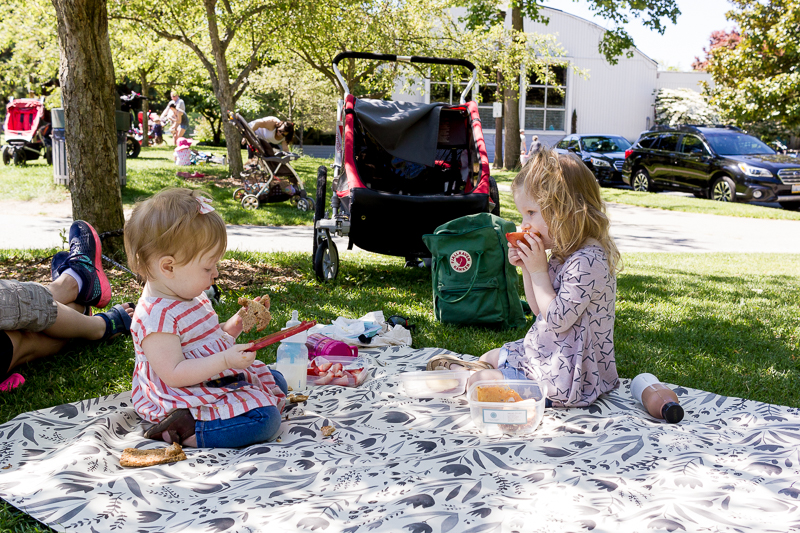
[222,295,268,338]
[508,246,524,269]
[515,233,549,276]
[223,343,256,370]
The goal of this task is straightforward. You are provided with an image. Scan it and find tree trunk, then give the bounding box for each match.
[140,72,149,147]
[503,7,524,170]
[51,0,125,254]
[204,0,243,177]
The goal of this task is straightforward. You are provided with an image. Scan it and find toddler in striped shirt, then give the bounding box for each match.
[124,188,288,448]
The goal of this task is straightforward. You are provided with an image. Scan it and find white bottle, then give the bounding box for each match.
[276,310,308,391]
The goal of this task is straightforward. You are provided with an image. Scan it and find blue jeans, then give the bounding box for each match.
[194,369,288,448]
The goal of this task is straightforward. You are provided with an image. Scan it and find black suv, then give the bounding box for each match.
[622,125,800,210]
[554,134,631,187]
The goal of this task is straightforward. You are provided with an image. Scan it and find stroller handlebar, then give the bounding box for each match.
[332,51,478,104]
[332,51,476,72]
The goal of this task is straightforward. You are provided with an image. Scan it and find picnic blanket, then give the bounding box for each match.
[1,346,799,532]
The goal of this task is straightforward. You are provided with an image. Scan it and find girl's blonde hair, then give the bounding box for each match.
[512,148,621,273]
[124,188,227,280]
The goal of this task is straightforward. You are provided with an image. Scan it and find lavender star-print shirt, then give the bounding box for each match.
[505,243,619,407]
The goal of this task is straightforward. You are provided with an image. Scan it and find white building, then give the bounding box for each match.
[395,6,713,155]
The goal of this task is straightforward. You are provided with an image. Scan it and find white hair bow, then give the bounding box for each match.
[196,196,215,214]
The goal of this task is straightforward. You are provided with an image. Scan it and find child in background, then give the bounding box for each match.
[173,137,193,165]
[428,148,621,407]
[125,188,287,447]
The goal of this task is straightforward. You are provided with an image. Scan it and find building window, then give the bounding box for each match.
[477,69,498,129]
[524,65,566,132]
[429,67,470,106]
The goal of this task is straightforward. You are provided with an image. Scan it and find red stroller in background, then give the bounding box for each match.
[2,98,52,166]
[312,52,499,281]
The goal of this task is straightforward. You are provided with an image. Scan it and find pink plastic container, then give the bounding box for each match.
[305,333,359,359]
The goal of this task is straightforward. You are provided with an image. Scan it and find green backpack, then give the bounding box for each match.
[422,212,526,329]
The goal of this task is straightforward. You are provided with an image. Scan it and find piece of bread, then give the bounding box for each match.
[321,425,336,437]
[476,385,524,403]
[288,394,309,404]
[237,296,272,332]
[120,442,187,468]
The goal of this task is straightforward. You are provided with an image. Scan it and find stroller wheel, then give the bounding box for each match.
[12,149,26,166]
[241,194,260,210]
[314,239,339,282]
[1,146,11,166]
[290,195,300,207]
[233,187,246,202]
[297,198,311,212]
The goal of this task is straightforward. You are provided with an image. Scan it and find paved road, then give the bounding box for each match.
[2,202,798,254]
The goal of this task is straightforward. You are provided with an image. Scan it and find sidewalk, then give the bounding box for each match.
[3,201,799,254]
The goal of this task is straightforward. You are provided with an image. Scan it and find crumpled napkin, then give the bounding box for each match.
[309,311,412,347]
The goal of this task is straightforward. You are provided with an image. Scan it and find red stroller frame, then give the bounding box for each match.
[2,98,53,166]
[312,52,499,281]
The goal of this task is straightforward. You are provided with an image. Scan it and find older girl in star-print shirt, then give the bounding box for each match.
[438,148,621,407]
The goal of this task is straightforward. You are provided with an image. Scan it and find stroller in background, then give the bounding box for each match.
[2,98,52,166]
[312,52,499,281]
[227,112,314,212]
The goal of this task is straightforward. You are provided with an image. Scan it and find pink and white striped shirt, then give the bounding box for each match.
[130,292,286,423]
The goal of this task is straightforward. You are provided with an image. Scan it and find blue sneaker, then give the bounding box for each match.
[50,251,69,281]
[62,221,111,308]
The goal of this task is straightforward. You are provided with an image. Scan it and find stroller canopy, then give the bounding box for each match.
[353,99,446,167]
[4,99,45,142]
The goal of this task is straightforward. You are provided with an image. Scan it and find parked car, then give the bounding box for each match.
[554,134,632,187]
[622,125,800,210]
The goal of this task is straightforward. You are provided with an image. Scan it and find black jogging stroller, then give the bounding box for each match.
[312,52,500,281]
[227,112,314,212]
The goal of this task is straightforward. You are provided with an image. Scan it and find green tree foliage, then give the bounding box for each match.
[283,0,464,99]
[705,0,800,129]
[0,0,59,104]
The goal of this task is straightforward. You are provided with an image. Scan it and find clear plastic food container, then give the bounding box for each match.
[307,355,370,387]
[467,379,546,436]
[399,370,471,398]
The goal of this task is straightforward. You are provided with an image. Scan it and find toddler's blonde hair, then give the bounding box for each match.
[511,148,621,273]
[124,188,227,280]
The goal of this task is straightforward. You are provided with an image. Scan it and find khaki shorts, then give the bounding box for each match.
[0,280,57,333]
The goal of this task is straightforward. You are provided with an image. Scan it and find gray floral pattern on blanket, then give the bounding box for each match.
[1,346,800,532]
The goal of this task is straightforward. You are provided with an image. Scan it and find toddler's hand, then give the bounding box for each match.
[508,247,524,269]
[515,233,549,275]
[223,343,256,369]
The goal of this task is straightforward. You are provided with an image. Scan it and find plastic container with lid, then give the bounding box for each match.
[276,311,308,391]
[399,370,471,398]
[467,379,546,436]
[307,355,370,387]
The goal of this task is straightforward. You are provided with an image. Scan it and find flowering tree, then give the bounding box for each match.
[654,89,721,126]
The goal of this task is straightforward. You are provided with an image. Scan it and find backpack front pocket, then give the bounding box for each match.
[436,278,504,325]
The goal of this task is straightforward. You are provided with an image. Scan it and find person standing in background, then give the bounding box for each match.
[161,90,189,145]
[520,129,528,166]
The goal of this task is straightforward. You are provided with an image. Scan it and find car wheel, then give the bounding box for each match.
[778,201,800,211]
[632,169,654,192]
[711,176,736,202]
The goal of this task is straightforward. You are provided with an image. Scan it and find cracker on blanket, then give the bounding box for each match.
[120,442,187,468]
[237,296,272,332]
